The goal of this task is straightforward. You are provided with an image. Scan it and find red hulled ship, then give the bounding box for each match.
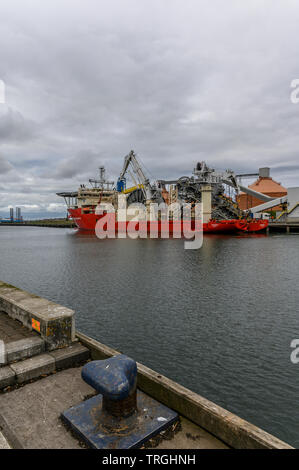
[57,156,269,234]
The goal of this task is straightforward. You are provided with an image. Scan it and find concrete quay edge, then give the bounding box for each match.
[0,282,75,350]
[76,331,293,450]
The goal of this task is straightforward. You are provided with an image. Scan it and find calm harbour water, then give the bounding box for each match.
[0,225,298,446]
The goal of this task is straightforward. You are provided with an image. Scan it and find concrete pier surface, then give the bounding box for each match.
[0,282,293,449]
[0,367,227,449]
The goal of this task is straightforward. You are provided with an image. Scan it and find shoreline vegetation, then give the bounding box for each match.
[0,218,76,228]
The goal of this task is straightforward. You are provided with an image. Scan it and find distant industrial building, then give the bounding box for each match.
[0,207,23,224]
[237,168,288,212]
[16,207,22,221]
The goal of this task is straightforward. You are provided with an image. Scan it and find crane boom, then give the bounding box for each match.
[248,196,288,214]
[223,180,274,202]
[118,150,153,201]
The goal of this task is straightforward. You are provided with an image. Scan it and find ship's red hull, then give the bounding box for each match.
[68,208,268,234]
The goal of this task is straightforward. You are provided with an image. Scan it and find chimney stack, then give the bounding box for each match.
[259,167,270,178]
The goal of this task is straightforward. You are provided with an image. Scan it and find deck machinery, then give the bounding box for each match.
[117,152,272,223]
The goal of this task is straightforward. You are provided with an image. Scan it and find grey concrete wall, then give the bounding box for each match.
[0,282,75,350]
[287,187,299,220]
[76,331,293,450]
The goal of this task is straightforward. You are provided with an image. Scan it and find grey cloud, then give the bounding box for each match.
[0,107,38,142]
[0,155,13,174]
[48,150,106,180]
[0,0,299,216]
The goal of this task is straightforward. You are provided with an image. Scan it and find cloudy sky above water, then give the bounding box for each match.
[0,0,299,218]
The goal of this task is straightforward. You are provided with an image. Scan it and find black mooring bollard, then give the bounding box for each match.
[81,354,137,418]
[61,354,178,449]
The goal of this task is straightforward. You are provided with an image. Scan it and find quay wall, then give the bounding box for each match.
[77,332,292,449]
[0,282,293,449]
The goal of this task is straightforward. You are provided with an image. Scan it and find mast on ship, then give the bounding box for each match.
[89,167,114,190]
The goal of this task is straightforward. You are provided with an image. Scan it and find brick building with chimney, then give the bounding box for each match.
[237,168,287,211]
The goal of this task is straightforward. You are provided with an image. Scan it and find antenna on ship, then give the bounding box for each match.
[89,166,114,190]
[99,166,106,189]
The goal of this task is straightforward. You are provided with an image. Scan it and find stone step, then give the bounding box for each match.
[0,342,90,390]
[1,337,45,367]
[49,342,90,370]
[10,354,55,384]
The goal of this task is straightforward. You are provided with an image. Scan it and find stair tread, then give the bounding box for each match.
[1,336,45,367]
[0,342,90,389]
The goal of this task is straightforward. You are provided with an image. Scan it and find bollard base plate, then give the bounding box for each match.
[61,390,178,449]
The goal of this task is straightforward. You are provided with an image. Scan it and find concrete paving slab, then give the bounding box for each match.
[0,367,94,448]
[152,416,228,449]
[0,367,228,449]
[49,343,89,370]
[10,354,55,384]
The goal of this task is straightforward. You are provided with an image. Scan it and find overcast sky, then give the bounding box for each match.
[0,0,299,218]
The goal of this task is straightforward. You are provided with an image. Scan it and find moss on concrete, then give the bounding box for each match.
[0,282,40,298]
[0,282,20,290]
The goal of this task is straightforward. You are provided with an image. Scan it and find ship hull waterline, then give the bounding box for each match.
[68,209,269,234]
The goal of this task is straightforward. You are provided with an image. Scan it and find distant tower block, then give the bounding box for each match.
[16,207,22,221]
[10,208,14,221]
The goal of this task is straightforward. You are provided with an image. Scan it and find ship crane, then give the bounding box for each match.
[118,150,161,203]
